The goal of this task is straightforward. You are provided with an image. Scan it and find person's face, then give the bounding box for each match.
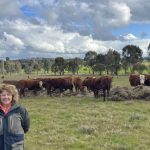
[0,90,13,105]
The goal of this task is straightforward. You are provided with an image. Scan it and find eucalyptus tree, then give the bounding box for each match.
[92,63,105,75]
[105,49,121,75]
[51,63,59,75]
[52,57,66,75]
[122,45,143,72]
[42,58,51,74]
[66,57,81,75]
[14,61,22,74]
[148,43,150,59]
[24,63,33,74]
[84,51,97,74]
[66,60,78,75]
[132,62,147,74]
[121,58,129,75]
[112,50,121,75]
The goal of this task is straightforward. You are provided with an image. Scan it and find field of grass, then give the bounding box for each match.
[22,96,150,150]
[8,75,148,150]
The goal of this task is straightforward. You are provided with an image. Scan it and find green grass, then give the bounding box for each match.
[20,96,150,150]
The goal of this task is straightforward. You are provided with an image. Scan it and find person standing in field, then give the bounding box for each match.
[0,84,30,150]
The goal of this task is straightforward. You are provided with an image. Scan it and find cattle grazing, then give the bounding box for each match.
[97,76,112,100]
[43,77,73,96]
[82,76,112,100]
[73,76,84,93]
[3,80,20,89]
[17,79,43,97]
[82,77,95,92]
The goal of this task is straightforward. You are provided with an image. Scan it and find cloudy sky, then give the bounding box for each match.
[0,0,150,59]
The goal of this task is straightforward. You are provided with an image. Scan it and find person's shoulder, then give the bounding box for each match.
[15,103,28,112]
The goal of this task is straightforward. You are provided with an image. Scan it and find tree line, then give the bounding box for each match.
[0,44,150,76]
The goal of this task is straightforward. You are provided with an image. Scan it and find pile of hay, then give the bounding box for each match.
[109,85,150,101]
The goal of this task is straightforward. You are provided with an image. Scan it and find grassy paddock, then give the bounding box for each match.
[21,96,150,150]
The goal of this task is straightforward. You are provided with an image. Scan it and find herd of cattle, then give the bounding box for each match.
[2,73,150,100]
[2,76,112,100]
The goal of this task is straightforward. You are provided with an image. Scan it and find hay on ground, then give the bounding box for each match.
[109,85,150,101]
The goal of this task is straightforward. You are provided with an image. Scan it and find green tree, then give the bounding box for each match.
[84,51,97,74]
[113,50,121,75]
[104,49,121,75]
[122,45,143,72]
[52,57,66,75]
[66,58,80,75]
[51,63,59,75]
[4,60,13,75]
[15,61,22,74]
[121,58,128,75]
[92,63,105,75]
[0,60,5,74]
[30,59,42,75]
[24,63,33,74]
[96,54,105,64]
[42,58,51,74]
[132,63,147,74]
[148,44,150,59]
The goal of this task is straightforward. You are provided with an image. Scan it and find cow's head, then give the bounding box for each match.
[139,75,145,85]
[39,81,44,89]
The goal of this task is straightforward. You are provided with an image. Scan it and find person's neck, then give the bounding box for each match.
[0,103,11,108]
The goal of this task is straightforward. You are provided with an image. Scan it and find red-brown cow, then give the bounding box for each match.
[3,80,19,87]
[17,79,43,97]
[129,74,150,86]
[129,74,140,86]
[73,76,84,93]
[43,77,73,95]
[129,74,147,86]
[82,76,112,100]
[3,80,20,92]
[97,75,112,100]
[82,77,95,92]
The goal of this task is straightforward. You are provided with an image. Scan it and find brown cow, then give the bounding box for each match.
[73,76,84,93]
[129,74,150,86]
[129,74,148,86]
[82,76,112,100]
[43,77,73,96]
[97,75,112,100]
[129,74,140,86]
[82,77,95,92]
[17,79,43,97]
[3,80,20,89]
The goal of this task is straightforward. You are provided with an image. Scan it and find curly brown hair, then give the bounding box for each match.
[0,84,19,103]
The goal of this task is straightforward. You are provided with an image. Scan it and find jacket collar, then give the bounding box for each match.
[9,103,20,112]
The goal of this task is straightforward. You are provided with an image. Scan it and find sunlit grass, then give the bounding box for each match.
[19,96,150,150]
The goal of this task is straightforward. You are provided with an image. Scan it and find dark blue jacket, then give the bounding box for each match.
[0,103,30,150]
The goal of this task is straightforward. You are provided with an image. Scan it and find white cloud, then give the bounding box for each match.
[0,0,22,18]
[3,32,24,49]
[119,33,138,41]
[108,2,131,26]
[0,19,149,58]
[0,0,149,58]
